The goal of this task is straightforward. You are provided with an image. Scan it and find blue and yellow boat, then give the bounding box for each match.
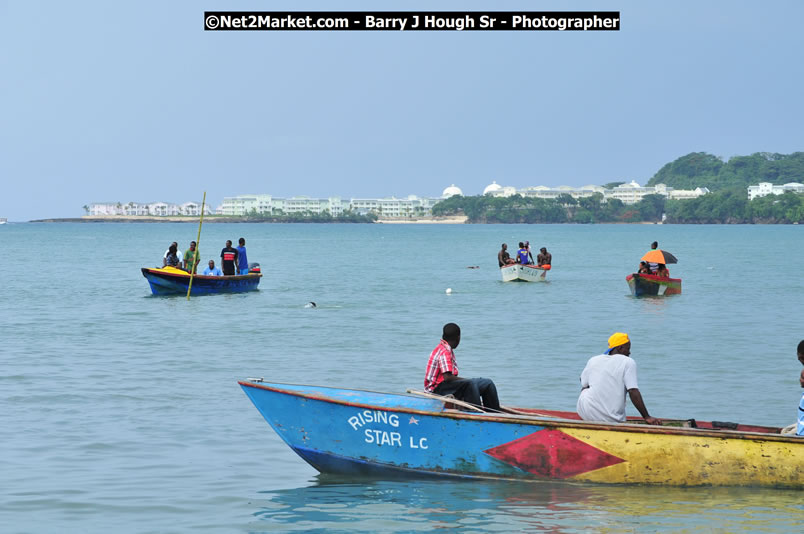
[141,266,261,296]
[240,380,802,488]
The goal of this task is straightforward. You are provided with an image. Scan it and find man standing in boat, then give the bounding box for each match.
[576,332,659,425]
[220,240,239,276]
[164,241,182,263]
[647,241,659,272]
[183,241,200,273]
[516,242,530,264]
[424,323,501,412]
[236,237,249,275]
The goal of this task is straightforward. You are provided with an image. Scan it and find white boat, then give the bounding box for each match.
[0,218,7,225]
[500,264,549,282]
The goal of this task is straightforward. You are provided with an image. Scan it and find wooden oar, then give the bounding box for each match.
[406,389,555,417]
[186,191,206,300]
[499,405,553,417]
[406,389,486,413]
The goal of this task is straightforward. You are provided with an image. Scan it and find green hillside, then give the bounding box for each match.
[647,152,804,191]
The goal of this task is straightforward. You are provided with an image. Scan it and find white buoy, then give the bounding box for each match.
[445,288,452,294]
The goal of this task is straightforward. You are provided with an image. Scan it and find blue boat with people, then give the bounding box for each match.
[141,266,261,295]
[239,380,803,488]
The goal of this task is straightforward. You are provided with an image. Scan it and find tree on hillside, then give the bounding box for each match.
[718,152,804,189]
[637,194,666,222]
[649,151,804,193]
[647,152,724,190]
[556,193,577,206]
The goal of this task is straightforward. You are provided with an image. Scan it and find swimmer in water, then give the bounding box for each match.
[304,301,317,308]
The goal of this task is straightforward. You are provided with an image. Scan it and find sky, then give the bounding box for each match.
[1,0,803,220]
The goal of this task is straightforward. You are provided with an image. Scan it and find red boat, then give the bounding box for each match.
[626,273,682,297]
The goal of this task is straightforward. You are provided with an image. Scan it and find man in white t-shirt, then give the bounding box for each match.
[164,242,183,262]
[576,332,659,425]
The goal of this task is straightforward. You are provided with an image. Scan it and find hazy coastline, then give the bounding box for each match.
[28,215,470,224]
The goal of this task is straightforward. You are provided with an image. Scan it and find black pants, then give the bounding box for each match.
[434,378,500,411]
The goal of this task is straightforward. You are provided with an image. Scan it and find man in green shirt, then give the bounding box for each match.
[183,241,200,273]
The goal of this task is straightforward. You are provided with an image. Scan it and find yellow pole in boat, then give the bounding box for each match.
[186,191,206,300]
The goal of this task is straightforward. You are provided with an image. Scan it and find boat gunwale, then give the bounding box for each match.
[626,273,682,284]
[499,264,549,272]
[141,267,262,281]
[239,380,795,443]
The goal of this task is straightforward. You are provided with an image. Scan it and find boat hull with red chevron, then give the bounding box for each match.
[239,380,801,488]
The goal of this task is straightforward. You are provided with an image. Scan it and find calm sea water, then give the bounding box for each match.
[1,222,802,532]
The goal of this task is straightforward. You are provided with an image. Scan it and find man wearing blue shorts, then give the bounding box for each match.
[236,237,249,275]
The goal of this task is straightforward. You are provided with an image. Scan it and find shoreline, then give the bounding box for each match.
[376,216,468,224]
[23,216,798,225]
[28,215,470,224]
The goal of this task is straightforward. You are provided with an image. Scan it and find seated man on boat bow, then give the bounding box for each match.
[536,247,552,268]
[424,323,501,412]
[576,332,659,426]
[498,244,515,267]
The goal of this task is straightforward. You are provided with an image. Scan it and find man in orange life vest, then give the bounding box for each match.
[220,240,239,276]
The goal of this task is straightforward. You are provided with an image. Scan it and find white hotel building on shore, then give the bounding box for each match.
[86,201,214,216]
[746,182,804,200]
[88,181,711,219]
[215,194,444,217]
[481,181,710,203]
[217,182,709,217]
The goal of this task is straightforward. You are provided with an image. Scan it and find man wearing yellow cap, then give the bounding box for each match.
[576,333,659,425]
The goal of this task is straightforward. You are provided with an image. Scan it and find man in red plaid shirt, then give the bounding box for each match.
[424,323,500,412]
